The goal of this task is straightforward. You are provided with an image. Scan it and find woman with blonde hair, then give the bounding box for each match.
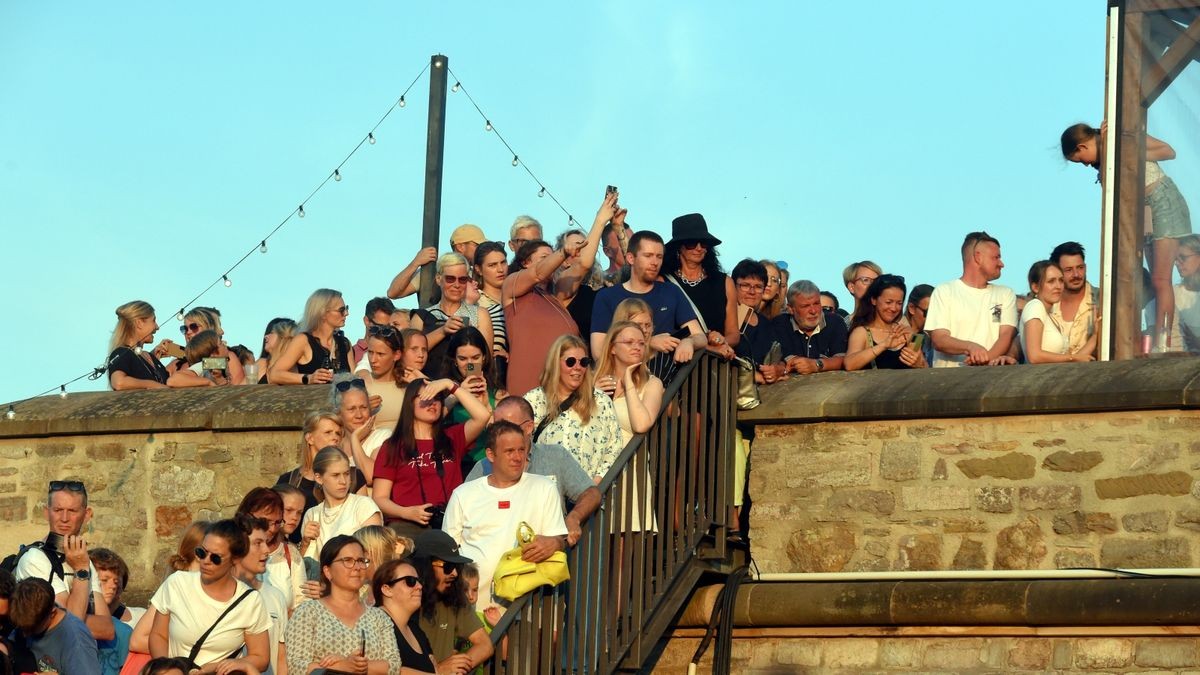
[269,289,352,385]
[169,307,247,384]
[255,317,297,384]
[107,301,172,390]
[276,412,366,525]
[612,297,678,384]
[412,252,493,379]
[524,335,622,482]
[354,525,412,605]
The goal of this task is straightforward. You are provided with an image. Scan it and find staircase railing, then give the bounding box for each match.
[486,352,739,674]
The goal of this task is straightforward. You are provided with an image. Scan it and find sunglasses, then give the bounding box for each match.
[563,356,593,368]
[442,274,472,286]
[179,322,203,335]
[49,480,86,494]
[335,378,366,392]
[388,575,420,588]
[367,324,397,338]
[194,547,225,566]
[333,557,371,569]
[329,305,350,316]
[680,240,707,249]
[431,560,461,575]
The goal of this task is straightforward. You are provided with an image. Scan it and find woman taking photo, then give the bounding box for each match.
[148,520,272,674]
[107,301,172,390]
[524,335,623,482]
[277,412,366,522]
[255,318,298,385]
[270,289,352,385]
[372,559,439,674]
[555,219,607,340]
[443,326,507,476]
[372,379,490,538]
[845,275,928,371]
[662,214,738,359]
[411,253,493,379]
[473,241,510,371]
[299,448,384,562]
[284,536,401,675]
[1020,261,1097,364]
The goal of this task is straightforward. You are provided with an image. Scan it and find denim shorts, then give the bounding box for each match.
[1146,175,1192,240]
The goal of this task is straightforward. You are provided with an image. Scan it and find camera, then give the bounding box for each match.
[426,504,446,529]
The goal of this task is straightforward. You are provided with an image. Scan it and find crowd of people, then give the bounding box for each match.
[5,162,1196,673]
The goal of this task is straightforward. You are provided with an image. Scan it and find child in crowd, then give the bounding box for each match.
[168,330,231,387]
[300,448,383,565]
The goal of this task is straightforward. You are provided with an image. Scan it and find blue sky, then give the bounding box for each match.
[0,2,1150,404]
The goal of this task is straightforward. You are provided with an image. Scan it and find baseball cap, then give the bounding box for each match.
[412,529,473,564]
[450,224,487,246]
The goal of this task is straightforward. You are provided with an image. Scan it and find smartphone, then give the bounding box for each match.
[606,185,618,197]
[910,333,926,353]
[163,342,186,359]
[465,362,478,375]
[201,357,229,371]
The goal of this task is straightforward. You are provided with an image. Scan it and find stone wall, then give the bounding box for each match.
[656,631,1200,674]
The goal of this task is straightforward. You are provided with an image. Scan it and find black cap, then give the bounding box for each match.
[411,530,472,564]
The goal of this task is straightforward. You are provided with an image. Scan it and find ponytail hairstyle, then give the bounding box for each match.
[109,301,156,354]
[1060,123,1101,168]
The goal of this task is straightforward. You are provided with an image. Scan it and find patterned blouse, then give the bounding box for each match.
[524,387,623,479]
[284,599,402,675]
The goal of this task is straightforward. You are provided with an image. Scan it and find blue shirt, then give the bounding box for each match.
[591,282,697,337]
[27,610,101,675]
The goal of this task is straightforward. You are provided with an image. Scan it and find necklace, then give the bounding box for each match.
[678,271,705,287]
[320,500,347,525]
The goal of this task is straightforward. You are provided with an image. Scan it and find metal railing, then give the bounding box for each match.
[486,353,739,674]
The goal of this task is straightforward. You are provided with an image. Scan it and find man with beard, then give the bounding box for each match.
[590,230,706,362]
[1171,234,1200,353]
[411,530,493,674]
[926,231,1018,367]
[761,280,849,381]
[1049,241,1098,357]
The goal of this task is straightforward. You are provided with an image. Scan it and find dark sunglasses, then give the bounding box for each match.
[329,305,350,316]
[335,378,366,392]
[49,480,86,494]
[179,322,202,335]
[563,356,593,368]
[388,575,420,588]
[680,240,707,249]
[194,547,224,566]
[431,560,461,575]
[367,324,397,338]
[442,274,472,286]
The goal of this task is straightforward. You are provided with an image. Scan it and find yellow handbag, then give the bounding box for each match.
[492,521,570,601]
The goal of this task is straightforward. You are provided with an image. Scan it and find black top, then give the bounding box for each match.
[276,467,366,544]
[670,273,728,335]
[861,327,912,370]
[107,347,169,385]
[567,284,597,342]
[772,314,849,361]
[391,617,438,673]
[735,311,781,365]
[296,332,352,375]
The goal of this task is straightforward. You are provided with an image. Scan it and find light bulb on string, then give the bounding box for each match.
[512,155,519,167]
[5,405,14,420]
[298,205,305,218]
[59,385,67,399]
[368,133,376,145]
[538,187,546,198]
[259,240,268,254]
[485,120,493,132]
[176,309,185,321]
[334,169,341,182]
[451,82,460,93]
[568,217,576,228]
[398,96,406,108]
[223,275,232,288]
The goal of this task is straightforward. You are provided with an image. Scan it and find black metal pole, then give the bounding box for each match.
[419,54,449,308]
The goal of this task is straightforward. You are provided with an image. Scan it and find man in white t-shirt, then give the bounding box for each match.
[443,421,568,611]
[13,481,114,641]
[234,515,288,675]
[926,231,1018,367]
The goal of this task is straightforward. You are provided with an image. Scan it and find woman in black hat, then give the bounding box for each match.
[662,213,738,359]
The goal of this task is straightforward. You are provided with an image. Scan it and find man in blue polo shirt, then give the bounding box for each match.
[590,230,706,361]
[768,280,848,379]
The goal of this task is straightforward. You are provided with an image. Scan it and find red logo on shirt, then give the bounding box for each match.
[498,501,510,509]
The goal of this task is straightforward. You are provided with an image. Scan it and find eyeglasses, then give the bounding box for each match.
[333,557,371,569]
[431,560,461,575]
[49,480,86,494]
[766,276,781,285]
[614,339,646,349]
[194,547,225,566]
[736,282,765,293]
[329,305,350,316]
[367,324,398,338]
[387,575,420,588]
[1177,252,1200,264]
[563,356,593,368]
[680,240,707,249]
[442,274,472,286]
[854,276,879,285]
[335,378,367,392]
[179,322,202,335]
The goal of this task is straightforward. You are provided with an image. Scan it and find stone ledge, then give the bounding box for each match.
[739,357,1200,424]
[0,385,332,438]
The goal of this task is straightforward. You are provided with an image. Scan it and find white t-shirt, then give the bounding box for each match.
[125,605,147,628]
[301,494,381,561]
[264,541,306,610]
[1175,284,1200,353]
[253,580,289,675]
[149,571,271,667]
[442,473,568,611]
[1019,299,1068,358]
[13,546,101,597]
[925,279,1018,367]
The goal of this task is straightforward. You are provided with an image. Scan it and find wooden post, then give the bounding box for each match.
[1111,7,1147,360]
[419,54,449,309]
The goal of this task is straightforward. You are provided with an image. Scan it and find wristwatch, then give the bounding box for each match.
[73,569,90,581]
[301,374,310,385]
[815,358,825,372]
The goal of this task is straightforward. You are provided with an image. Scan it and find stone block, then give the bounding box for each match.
[922,638,985,670]
[931,442,971,455]
[862,424,900,439]
[1100,537,1191,568]
[943,517,990,533]
[975,487,1014,513]
[35,443,75,458]
[1052,511,1117,535]
[1074,638,1134,668]
[827,489,895,516]
[979,440,1020,452]
[785,525,855,573]
[1128,442,1183,472]
[86,442,127,461]
[0,483,14,494]
[894,534,942,571]
[932,458,948,480]
[0,467,15,477]
[199,447,233,464]
[1135,639,1200,667]
[1095,472,1193,499]
[0,447,31,460]
[1052,639,1072,669]
[1123,511,1169,533]
[1019,485,1081,511]
[881,442,920,482]
[0,496,28,522]
[995,516,1047,570]
[772,640,821,667]
[1055,549,1096,569]
[907,423,946,438]
[1043,450,1104,472]
[155,506,193,537]
[822,638,879,668]
[150,466,214,504]
[901,486,970,511]
[956,453,1036,480]
[1033,438,1067,448]
[951,538,987,570]
[879,638,922,668]
[784,451,871,488]
[1175,509,1200,532]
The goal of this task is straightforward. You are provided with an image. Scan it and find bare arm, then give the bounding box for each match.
[1146,135,1176,162]
[502,248,569,306]
[371,478,433,525]
[987,325,1017,361]
[475,306,494,352]
[269,336,313,385]
[130,606,157,654]
[929,328,988,362]
[554,193,615,298]
[722,276,740,348]
[149,610,170,658]
[387,247,437,299]
[621,371,663,434]
[842,326,878,372]
[110,371,168,390]
[564,486,602,541]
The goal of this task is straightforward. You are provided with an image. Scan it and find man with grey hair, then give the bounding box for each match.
[508,215,543,255]
[763,280,848,381]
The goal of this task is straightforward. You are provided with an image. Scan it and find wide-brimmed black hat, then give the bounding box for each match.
[411,529,472,564]
[668,213,722,247]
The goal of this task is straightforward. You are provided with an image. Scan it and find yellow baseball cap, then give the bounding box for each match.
[450,223,487,245]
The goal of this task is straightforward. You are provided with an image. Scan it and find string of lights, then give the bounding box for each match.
[446,67,579,228]
[3,62,432,419]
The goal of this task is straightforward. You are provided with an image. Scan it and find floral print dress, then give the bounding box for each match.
[524,387,623,480]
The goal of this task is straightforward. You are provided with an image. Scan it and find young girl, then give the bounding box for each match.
[300,448,383,563]
[1062,122,1192,349]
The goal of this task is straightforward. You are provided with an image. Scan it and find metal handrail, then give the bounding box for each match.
[486,352,737,674]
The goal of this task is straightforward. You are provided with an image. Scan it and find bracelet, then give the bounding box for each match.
[449,382,459,395]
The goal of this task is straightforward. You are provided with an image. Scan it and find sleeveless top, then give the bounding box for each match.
[296,331,351,374]
[107,346,169,385]
[670,273,728,334]
[864,327,910,370]
[504,286,579,396]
